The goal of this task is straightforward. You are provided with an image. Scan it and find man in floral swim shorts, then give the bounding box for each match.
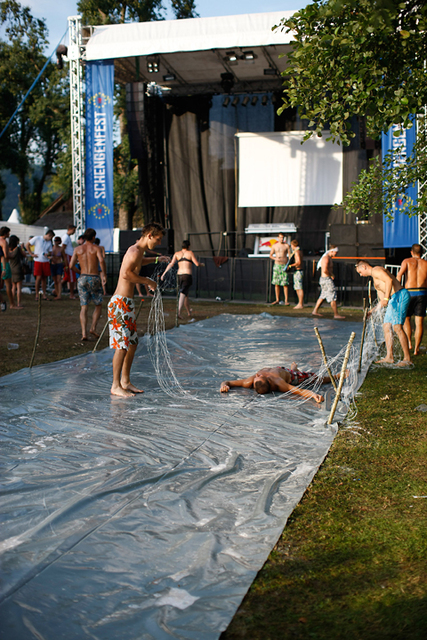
[108,222,170,398]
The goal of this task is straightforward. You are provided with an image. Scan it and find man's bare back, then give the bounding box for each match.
[371,266,402,301]
[74,242,106,277]
[397,256,427,289]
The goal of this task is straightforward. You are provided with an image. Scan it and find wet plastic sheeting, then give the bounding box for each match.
[0,314,363,639]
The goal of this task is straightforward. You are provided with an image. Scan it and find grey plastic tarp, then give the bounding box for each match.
[0,314,366,639]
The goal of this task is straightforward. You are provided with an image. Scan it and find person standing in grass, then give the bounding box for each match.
[356,260,412,366]
[396,244,427,356]
[269,232,290,305]
[70,228,107,342]
[161,239,203,319]
[288,239,304,309]
[8,235,28,309]
[26,229,55,300]
[312,245,345,319]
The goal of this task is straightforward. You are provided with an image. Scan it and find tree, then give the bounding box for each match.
[77,0,198,25]
[339,116,427,220]
[276,0,427,145]
[0,0,70,223]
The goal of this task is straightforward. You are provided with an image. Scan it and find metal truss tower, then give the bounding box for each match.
[419,109,427,258]
[68,16,85,236]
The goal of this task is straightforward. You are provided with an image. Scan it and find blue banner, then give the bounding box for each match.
[85,60,114,252]
[382,121,418,248]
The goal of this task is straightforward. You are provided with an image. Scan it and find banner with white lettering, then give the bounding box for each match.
[85,60,114,252]
[382,121,418,248]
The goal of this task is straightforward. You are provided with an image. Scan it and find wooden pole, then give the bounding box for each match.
[175,279,180,327]
[135,296,144,323]
[92,318,109,353]
[357,299,368,373]
[314,326,338,392]
[29,291,42,369]
[327,331,356,425]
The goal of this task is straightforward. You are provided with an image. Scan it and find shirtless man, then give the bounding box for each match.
[312,245,345,319]
[289,239,304,309]
[355,260,411,365]
[220,362,339,403]
[269,232,290,305]
[396,244,427,356]
[69,228,107,341]
[108,222,169,398]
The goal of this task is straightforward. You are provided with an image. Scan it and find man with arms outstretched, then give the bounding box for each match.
[220,362,339,403]
[108,222,169,398]
[69,228,107,341]
[396,244,427,356]
[356,260,411,365]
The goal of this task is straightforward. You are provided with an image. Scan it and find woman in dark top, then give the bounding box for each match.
[8,235,27,308]
[161,240,203,319]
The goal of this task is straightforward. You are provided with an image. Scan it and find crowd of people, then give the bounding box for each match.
[1,222,426,398]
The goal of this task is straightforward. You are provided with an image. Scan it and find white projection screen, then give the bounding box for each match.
[237,131,343,208]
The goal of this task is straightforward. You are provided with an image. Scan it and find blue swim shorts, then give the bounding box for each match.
[383,288,411,325]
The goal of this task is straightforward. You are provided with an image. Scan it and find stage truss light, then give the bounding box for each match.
[147,57,159,73]
[223,96,230,107]
[241,51,256,62]
[242,96,250,107]
[232,96,239,107]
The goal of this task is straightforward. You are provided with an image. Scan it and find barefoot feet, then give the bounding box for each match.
[110,385,135,398]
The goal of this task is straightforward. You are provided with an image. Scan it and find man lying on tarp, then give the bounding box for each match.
[220,363,338,403]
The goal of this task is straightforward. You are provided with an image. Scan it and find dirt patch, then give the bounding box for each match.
[0,293,363,377]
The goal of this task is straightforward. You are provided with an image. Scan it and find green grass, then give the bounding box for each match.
[222,354,427,639]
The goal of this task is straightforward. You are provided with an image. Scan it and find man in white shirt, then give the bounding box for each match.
[61,224,77,299]
[26,230,55,300]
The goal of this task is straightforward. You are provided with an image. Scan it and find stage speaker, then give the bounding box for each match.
[125,82,146,160]
[119,228,174,256]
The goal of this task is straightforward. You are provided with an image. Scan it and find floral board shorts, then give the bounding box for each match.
[383,288,411,326]
[272,264,289,286]
[108,295,138,350]
[319,276,337,302]
[282,367,316,385]
[77,274,103,306]
[293,270,303,291]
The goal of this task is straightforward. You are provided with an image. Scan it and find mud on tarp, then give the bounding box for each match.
[0,314,368,640]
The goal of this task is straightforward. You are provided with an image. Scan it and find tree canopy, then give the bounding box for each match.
[77,0,198,25]
[0,0,69,222]
[276,0,427,145]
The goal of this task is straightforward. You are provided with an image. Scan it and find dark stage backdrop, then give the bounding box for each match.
[127,86,378,256]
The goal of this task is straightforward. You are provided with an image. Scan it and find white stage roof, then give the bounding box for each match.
[83,11,295,95]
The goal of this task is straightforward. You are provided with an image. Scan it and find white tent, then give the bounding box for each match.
[7,208,20,223]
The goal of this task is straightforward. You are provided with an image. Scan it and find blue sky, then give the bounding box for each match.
[23,0,308,54]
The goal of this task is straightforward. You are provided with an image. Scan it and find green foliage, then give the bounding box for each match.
[339,116,427,220]
[0,0,70,223]
[77,0,198,24]
[276,0,427,145]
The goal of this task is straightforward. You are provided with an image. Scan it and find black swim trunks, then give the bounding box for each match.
[406,288,427,318]
[178,273,193,296]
